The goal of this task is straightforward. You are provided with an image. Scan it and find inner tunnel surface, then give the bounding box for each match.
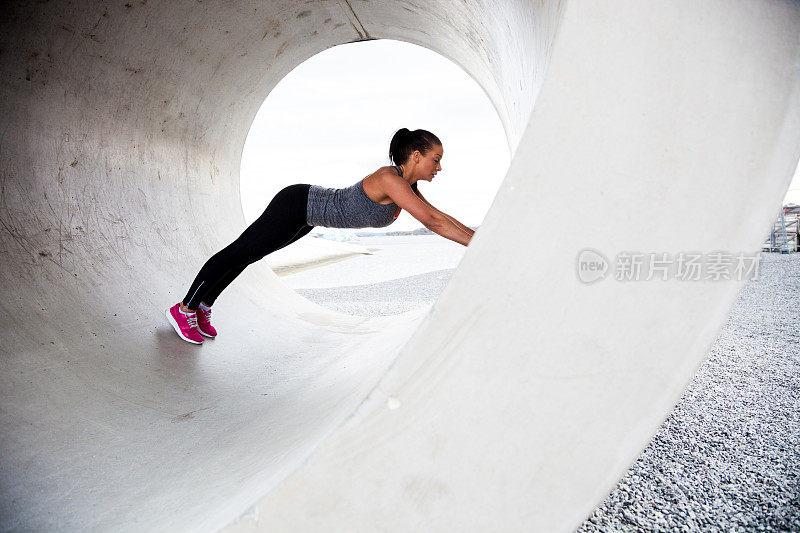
[0,1,555,529]
[2,1,799,531]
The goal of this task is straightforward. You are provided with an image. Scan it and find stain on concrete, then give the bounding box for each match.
[297,10,311,19]
[275,41,289,58]
[172,412,195,422]
[262,19,280,40]
[81,32,103,43]
[172,406,212,423]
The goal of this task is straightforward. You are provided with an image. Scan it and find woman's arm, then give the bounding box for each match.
[414,188,475,238]
[381,173,472,246]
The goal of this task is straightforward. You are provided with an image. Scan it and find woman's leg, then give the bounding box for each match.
[181,184,312,310]
[199,223,314,306]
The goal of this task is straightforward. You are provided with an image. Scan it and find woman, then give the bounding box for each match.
[165,128,474,344]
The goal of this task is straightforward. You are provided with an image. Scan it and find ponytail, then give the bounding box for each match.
[389,128,441,165]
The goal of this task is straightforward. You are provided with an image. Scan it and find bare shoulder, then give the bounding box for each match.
[363,166,407,204]
[370,166,407,188]
[373,165,402,180]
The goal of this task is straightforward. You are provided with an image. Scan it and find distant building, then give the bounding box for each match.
[765,205,799,252]
[783,203,800,216]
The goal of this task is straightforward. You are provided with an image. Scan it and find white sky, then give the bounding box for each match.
[240,40,800,234]
[240,39,510,234]
[787,161,800,206]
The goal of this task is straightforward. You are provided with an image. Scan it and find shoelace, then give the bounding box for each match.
[199,307,212,322]
[185,312,199,329]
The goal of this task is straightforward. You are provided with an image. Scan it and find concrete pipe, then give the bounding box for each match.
[1,0,799,530]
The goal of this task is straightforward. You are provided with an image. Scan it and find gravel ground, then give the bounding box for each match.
[296,250,799,532]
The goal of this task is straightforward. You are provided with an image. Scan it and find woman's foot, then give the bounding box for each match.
[165,303,204,344]
[196,303,217,338]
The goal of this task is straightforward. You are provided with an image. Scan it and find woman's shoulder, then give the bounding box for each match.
[372,165,402,178]
[363,166,401,185]
[385,165,409,182]
[362,166,405,204]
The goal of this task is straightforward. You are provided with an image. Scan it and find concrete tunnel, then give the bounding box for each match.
[1,0,799,530]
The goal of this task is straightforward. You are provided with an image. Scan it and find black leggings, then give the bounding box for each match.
[182,184,314,309]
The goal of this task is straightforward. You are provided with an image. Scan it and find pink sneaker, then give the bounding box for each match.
[165,303,204,344]
[196,306,217,338]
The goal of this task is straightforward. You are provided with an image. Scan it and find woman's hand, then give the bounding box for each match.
[381,172,472,246]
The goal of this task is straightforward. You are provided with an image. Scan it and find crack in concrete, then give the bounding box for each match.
[338,0,371,40]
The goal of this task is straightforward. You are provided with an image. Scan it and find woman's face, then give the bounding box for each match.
[414,144,443,182]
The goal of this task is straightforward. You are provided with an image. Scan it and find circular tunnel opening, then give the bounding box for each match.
[240,39,510,315]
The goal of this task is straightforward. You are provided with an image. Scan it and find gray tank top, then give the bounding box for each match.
[306,165,408,228]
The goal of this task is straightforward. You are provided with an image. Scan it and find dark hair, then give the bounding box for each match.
[389,128,442,165]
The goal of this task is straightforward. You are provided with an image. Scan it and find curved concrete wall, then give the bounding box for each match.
[1,1,798,531]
